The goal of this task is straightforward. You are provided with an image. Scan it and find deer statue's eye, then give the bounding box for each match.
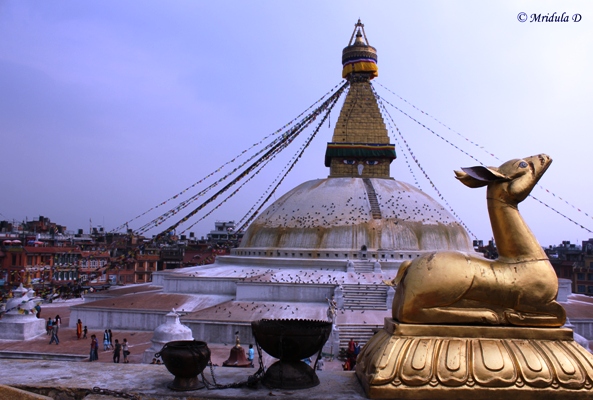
[519,161,528,168]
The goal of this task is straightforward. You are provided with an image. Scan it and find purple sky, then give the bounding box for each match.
[1,1,593,246]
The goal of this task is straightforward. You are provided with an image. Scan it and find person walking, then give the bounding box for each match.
[113,339,121,363]
[122,338,130,364]
[76,319,82,340]
[49,322,59,345]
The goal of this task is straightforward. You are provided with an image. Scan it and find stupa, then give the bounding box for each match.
[142,308,194,364]
[70,20,476,350]
[0,284,45,340]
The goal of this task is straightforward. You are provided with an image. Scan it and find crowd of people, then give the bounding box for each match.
[88,329,131,363]
[45,317,131,363]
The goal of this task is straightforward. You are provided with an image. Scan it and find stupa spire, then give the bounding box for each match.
[325,20,396,178]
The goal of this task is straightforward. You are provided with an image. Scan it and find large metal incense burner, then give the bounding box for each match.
[252,319,332,389]
[156,340,211,391]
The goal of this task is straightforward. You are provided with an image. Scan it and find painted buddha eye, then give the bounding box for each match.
[519,161,528,168]
[366,160,379,165]
[343,159,356,165]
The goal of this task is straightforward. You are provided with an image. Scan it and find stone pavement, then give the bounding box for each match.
[0,358,365,400]
[0,299,346,370]
[0,299,355,399]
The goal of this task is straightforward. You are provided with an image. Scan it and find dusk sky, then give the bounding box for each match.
[1,1,592,247]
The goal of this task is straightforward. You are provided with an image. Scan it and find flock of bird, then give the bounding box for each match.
[244,180,456,231]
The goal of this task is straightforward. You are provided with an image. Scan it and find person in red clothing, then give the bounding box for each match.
[346,338,357,370]
[76,319,82,340]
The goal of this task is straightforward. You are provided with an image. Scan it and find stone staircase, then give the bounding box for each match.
[352,262,374,273]
[363,178,382,219]
[337,323,383,350]
[341,283,388,310]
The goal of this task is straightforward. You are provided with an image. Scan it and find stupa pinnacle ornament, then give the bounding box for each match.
[325,19,396,178]
[341,19,378,80]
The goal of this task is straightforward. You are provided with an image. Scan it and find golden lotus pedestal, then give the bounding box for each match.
[356,318,593,399]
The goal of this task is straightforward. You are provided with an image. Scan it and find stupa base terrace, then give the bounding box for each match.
[70,259,402,349]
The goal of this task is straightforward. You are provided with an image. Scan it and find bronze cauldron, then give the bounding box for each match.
[156,340,211,391]
[251,319,332,389]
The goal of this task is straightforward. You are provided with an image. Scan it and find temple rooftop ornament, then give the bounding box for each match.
[342,19,378,80]
[325,19,395,179]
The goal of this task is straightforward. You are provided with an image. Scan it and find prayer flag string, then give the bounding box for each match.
[375,82,593,234]
[236,89,344,233]
[152,82,349,240]
[373,85,477,239]
[112,80,346,234]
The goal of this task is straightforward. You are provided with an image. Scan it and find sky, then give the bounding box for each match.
[1,1,593,247]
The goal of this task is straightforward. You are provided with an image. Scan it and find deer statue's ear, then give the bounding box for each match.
[455,166,507,188]
[455,170,488,188]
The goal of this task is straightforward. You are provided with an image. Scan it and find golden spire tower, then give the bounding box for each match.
[325,19,396,178]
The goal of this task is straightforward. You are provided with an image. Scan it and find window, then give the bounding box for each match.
[577,285,586,293]
[577,273,585,280]
[588,274,593,281]
[588,286,593,294]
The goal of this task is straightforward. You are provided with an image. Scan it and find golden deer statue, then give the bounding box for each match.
[391,154,566,327]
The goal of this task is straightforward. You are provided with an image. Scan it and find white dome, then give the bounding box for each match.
[239,177,472,252]
[152,312,193,343]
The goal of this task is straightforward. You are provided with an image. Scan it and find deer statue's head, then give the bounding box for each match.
[454,154,551,205]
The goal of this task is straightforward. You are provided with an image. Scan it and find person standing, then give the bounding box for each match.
[52,316,60,338]
[46,317,53,335]
[112,339,121,363]
[76,319,82,340]
[90,335,98,361]
[103,329,110,351]
[248,344,254,367]
[108,329,113,350]
[122,338,130,364]
[83,326,88,339]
